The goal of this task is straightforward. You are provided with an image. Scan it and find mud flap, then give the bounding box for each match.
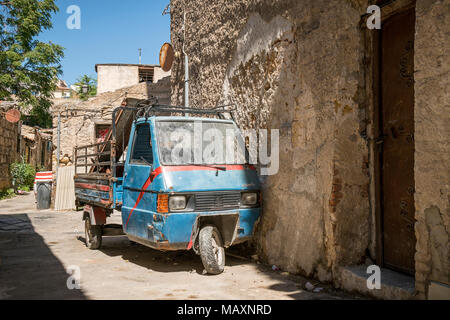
[82,205,107,225]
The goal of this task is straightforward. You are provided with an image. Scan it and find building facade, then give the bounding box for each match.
[53,80,73,99]
[19,125,53,171]
[169,0,449,299]
[96,64,171,94]
[0,102,53,190]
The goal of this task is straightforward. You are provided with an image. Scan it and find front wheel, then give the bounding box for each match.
[199,225,225,275]
[85,216,102,249]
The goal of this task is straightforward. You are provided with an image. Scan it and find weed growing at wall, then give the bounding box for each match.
[10,161,36,192]
[0,188,15,200]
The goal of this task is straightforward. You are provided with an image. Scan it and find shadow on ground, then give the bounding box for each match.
[79,234,362,299]
[77,235,248,275]
[0,214,86,300]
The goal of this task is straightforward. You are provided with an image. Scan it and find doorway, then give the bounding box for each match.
[378,8,416,275]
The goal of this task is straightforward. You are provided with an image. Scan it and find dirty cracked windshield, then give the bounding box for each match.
[156,120,247,165]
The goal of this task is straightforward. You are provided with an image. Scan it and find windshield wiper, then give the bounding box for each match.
[189,164,227,171]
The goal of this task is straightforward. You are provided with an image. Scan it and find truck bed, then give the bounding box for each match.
[74,139,124,210]
[74,174,113,208]
[73,106,135,210]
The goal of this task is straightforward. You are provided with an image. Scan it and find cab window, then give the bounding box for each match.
[130,123,153,165]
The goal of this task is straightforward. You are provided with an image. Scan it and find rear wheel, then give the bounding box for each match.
[199,225,225,275]
[85,216,102,249]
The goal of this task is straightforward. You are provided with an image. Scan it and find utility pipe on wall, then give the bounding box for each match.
[182,11,189,116]
[56,112,61,177]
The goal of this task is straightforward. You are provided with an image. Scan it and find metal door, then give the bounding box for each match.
[380,9,416,274]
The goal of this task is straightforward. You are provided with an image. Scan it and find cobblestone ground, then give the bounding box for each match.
[0,193,363,300]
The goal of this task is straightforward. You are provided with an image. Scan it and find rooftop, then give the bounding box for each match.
[95,63,160,72]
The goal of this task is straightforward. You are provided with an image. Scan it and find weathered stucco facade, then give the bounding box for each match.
[413,0,449,299]
[96,64,171,94]
[170,0,449,299]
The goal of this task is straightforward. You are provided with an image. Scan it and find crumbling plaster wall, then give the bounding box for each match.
[414,0,449,299]
[170,0,372,281]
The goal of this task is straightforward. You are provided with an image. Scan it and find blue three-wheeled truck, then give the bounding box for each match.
[74,104,261,274]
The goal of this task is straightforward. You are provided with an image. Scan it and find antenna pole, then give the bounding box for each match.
[182,12,189,116]
[139,48,142,64]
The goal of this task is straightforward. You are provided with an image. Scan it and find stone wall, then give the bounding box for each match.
[170,0,372,281]
[170,0,449,298]
[413,0,449,299]
[0,106,19,189]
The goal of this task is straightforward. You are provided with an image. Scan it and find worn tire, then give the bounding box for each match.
[85,216,102,250]
[199,225,225,275]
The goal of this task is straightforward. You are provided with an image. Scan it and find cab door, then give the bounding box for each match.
[122,121,155,240]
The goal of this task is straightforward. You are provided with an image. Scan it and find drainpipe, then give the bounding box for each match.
[183,12,189,116]
[56,112,61,177]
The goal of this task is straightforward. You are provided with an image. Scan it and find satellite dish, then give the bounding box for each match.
[159,43,174,72]
[5,109,21,123]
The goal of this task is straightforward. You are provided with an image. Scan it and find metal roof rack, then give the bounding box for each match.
[111,103,236,147]
[134,103,236,120]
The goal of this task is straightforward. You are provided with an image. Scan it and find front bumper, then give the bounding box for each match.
[142,208,261,250]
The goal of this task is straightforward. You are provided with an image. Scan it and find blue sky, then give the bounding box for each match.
[39,0,171,86]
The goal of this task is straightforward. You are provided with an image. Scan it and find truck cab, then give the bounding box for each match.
[75,105,261,274]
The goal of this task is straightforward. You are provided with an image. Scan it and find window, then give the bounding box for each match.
[138,67,154,83]
[130,123,153,165]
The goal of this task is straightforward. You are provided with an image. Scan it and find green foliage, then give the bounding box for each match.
[0,188,15,200]
[0,0,64,128]
[21,104,52,128]
[75,74,97,100]
[10,160,36,190]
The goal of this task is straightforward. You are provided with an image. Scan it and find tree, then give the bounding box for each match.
[0,0,64,128]
[74,74,97,100]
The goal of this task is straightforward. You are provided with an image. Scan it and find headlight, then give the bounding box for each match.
[241,192,257,206]
[169,195,187,211]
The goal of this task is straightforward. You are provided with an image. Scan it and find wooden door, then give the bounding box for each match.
[380,9,416,274]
